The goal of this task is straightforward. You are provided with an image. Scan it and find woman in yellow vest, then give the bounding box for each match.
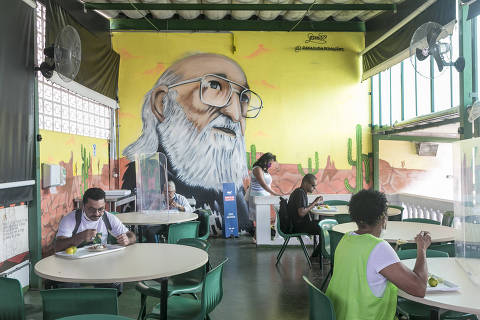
[326,189,432,320]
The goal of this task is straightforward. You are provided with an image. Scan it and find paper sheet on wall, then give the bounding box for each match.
[0,205,29,263]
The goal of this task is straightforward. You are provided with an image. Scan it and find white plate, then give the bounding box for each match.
[55,244,126,259]
[313,206,338,213]
[426,275,459,293]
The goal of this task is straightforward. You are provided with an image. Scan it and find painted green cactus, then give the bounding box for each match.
[81,144,91,196]
[246,144,257,170]
[344,124,372,193]
[297,151,319,176]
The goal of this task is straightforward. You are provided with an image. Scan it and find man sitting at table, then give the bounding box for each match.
[145,181,193,242]
[326,189,432,320]
[53,187,136,293]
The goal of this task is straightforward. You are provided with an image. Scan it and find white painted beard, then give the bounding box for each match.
[157,91,248,191]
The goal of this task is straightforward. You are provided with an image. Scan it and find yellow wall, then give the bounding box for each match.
[39,130,109,176]
[112,31,370,169]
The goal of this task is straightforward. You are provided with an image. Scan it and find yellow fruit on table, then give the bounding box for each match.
[65,246,77,255]
[428,276,439,287]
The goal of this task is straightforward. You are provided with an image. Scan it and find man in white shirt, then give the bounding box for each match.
[55,187,136,252]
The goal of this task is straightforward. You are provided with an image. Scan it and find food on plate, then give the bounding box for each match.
[93,232,102,244]
[87,244,108,251]
[316,204,330,209]
[65,246,77,255]
[428,276,440,287]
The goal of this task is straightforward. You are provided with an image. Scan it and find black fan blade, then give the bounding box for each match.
[454,57,465,72]
[416,48,429,61]
[432,49,444,72]
[427,25,442,48]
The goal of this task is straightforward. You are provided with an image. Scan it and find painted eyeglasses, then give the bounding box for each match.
[168,73,263,119]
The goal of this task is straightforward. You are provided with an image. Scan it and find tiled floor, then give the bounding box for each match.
[25,236,329,320]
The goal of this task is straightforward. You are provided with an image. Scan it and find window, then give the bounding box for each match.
[36,4,111,139]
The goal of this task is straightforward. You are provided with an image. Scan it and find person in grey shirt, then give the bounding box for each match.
[168,180,193,212]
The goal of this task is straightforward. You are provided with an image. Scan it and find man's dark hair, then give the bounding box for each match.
[82,187,106,204]
[302,173,316,185]
[349,189,387,226]
[252,152,277,172]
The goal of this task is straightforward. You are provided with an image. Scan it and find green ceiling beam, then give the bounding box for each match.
[86,2,396,11]
[110,18,366,32]
[375,134,458,143]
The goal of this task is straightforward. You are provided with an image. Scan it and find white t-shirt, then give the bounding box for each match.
[56,210,129,245]
[350,232,400,297]
[172,193,193,212]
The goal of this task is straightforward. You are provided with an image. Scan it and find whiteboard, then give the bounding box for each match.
[0,205,29,263]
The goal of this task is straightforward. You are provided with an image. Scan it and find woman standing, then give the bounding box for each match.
[248,153,282,228]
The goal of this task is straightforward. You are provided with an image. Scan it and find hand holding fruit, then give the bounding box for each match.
[75,229,97,243]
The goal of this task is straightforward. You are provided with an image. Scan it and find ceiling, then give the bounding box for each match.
[81,0,406,31]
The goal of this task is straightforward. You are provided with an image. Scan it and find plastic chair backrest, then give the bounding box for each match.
[327,230,344,264]
[319,219,338,257]
[397,249,449,260]
[303,276,336,320]
[177,237,210,252]
[201,258,228,316]
[0,277,25,320]
[441,212,454,227]
[323,200,349,206]
[197,209,211,241]
[168,221,200,244]
[429,243,455,257]
[41,288,118,320]
[333,214,351,224]
[275,207,289,238]
[403,218,440,225]
[175,238,209,282]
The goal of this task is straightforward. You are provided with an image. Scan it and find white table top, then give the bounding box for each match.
[311,206,401,217]
[332,221,455,243]
[34,243,208,283]
[115,211,198,225]
[399,258,480,314]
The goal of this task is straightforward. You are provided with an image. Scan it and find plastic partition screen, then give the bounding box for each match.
[135,152,168,213]
[453,138,480,285]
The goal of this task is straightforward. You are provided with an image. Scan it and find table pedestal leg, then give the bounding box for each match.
[160,278,168,320]
[430,309,439,320]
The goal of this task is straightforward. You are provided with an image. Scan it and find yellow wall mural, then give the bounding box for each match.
[112,31,371,235]
[39,130,110,256]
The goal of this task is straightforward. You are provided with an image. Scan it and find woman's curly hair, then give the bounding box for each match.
[349,189,387,227]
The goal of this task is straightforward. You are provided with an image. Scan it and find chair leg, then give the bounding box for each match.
[276,237,290,266]
[298,237,312,269]
[138,293,147,320]
[320,268,332,291]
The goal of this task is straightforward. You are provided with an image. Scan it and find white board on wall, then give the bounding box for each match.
[0,205,29,262]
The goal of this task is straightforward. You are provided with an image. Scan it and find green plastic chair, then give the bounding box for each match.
[323,200,349,206]
[40,288,118,320]
[403,218,440,225]
[320,230,344,290]
[303,276,336,320]
[168,221,200,244]
[442,211,454,227]
[145,258,228,320]
[318,219,338,260]
[387,205,403,221]
[197,209,211,241]
[396,250,477,320]
[136,238,209,320]
[333,214,351,224]
[0,277,25,320]
[429,242,455,257]
[57,315,133,320]
[274,208,312,268]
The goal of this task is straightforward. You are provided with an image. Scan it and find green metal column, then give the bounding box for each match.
[459,3,473,140]
[372,134,380,191]
[28,79,42,289]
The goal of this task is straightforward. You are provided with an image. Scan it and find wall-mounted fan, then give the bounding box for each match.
[35,25,81,82]
[409,21,465,78]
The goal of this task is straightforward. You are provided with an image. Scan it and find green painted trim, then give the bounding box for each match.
[110,18,366,31]
[401,61,405,121]
[430,56,435,113]
[378,74,382,127]
[449,35,454,109]
[28,79,42,289]
[372,134,379,191]
[459,4,473,140]
[415,58,418,117]
[87,2,396,11]
[472,19,479,137]
[376,134,458,143]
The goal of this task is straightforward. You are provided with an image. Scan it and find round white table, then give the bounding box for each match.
[400,257,480,315]
[115,211,198,225]
[332,221,456,243]
[311,206,402,218]
[35,243,208,320]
